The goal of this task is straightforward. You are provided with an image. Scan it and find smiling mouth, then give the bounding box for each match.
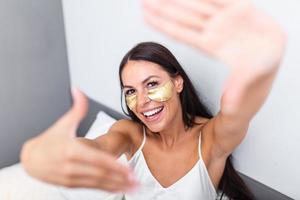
[142,106,164,118]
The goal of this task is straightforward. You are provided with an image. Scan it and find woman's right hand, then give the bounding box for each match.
[20,88,138,193]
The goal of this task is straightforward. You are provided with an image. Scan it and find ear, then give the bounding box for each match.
[174,75,184,93]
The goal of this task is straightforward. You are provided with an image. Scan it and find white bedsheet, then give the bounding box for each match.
[0,163,66,200]
[0,163,124,200]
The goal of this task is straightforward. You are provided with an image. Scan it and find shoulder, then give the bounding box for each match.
[194,116,227,188]
[108,119,144,154]
[108,119,142,136]
[93,119,144,157]
[195,116,232,159]
[197,116,222,161]
[109,119,138,130]
[193,117,215,161]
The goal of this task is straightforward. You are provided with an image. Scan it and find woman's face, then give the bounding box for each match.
[121,60,183,132]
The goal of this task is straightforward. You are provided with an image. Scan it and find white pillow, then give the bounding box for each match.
[59,111,126,200]
[85,111,117,139]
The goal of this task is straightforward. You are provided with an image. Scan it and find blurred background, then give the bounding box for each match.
[0,0,298,199]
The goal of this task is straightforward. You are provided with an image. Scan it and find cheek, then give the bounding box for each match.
[164,96,181,117]
[131,108,140,118]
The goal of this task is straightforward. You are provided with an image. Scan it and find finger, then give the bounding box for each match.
[55,88,88,136]
[86,170,138,192]
[166,0,219,16]
[71,144,132,179]
[70,87,88,125]
[143,0,206,31]
[62,161,136,189]
[202,0,238,7]
[67,175,137,193]
[143,9,207,51]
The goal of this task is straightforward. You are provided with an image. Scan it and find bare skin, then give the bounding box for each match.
[21,0,286,193]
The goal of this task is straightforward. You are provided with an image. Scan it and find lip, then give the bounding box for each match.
[141,106,164,123]
[139,106,163,114]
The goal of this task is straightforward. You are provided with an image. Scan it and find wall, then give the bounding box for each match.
[62,0,300,198]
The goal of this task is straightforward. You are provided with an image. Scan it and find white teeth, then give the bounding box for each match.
[143,107,163,117]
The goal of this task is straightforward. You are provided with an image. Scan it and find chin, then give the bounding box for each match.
[145,122,165,133]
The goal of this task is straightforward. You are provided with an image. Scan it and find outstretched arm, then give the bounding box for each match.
[21,89,137,192]
[142,0,287,155]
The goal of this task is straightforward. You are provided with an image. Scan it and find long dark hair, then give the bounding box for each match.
[119,42,254,200]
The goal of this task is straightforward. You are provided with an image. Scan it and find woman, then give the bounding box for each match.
[21,0,286,199]
[118,41,253,199]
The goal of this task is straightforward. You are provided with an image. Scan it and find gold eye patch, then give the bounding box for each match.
[125,80,174,110]
[148,80,173,102]
[125,94,137,110]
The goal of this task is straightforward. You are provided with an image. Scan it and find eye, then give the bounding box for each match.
[147,81,158,88]
[124,89,136,96]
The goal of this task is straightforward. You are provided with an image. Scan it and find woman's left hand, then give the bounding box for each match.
[142,0,286,72]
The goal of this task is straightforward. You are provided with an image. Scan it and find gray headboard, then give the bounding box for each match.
[0,0,71,169]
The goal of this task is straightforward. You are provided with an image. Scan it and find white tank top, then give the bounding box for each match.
[125,126,217,200]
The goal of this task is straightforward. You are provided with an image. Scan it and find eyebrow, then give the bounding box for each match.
[123,75,160,88]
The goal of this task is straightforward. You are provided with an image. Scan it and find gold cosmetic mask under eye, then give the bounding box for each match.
[125,80,174,110]
[125,94,137,110]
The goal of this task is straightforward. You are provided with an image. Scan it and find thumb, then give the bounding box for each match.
[45,88,88,138]
[68,87,88,126]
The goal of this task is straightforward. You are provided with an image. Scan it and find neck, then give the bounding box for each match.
[153,107,189,149]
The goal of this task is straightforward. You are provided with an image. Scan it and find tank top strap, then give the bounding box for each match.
[137,125,146,151]
[127,125,147,163]
[198,130,202,159]
[197,128,217,196]
[133,126,147,153]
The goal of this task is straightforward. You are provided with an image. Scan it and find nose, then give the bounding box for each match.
[137,89,150,108]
